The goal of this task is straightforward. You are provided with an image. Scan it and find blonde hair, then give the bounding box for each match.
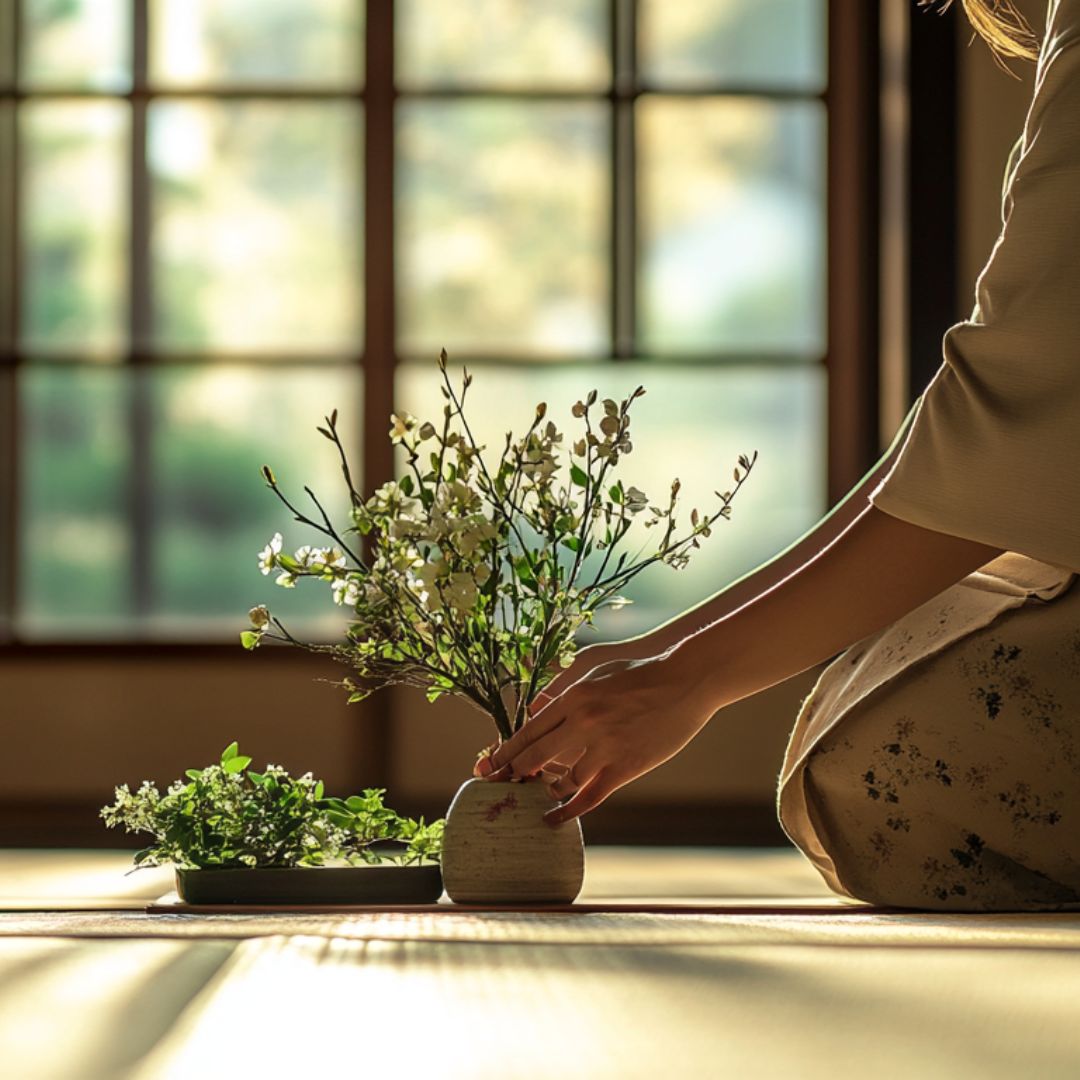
[923,0,1040,61]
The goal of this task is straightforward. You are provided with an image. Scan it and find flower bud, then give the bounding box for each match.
[248,605,271,628]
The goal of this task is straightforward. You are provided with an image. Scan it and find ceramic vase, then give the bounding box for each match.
[440,777,585,904]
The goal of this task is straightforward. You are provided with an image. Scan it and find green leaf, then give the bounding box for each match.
[609,484,623,503]
[513,557,537,586]
[399,474,414,496]
[222,755,252,774]
[570,463,588,488]
[314,780,325,800]
[240,630,261,651]
[185,769,202,781]
[221,742,239,763]
[561,536,582,553]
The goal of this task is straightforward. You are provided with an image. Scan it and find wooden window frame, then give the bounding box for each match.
[0,0,881,846]
[0,0,879,650]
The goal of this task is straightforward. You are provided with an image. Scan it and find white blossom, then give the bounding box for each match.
[295,545,346,570]
[258,533,283,575]
[388,413,417,444]
[248,605,271,628]
[444,571,478,612]
[332,577,362,607]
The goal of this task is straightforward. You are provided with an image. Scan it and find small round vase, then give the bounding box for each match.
[441,778,585,904]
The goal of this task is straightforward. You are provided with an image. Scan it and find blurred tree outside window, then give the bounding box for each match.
[0,0,830,643]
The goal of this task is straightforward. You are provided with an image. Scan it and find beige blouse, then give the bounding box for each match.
[871,0,1080,573]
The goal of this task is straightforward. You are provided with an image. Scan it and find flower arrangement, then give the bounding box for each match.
[100,743,443,870]
[244,353,755,742]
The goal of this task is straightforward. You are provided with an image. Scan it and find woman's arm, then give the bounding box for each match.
[480,503,1001,823]
[538,410,914,701]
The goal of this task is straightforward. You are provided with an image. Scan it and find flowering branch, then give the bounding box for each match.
[243,355,757,743]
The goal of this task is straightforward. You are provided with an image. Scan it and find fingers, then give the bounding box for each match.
[545,768,578,800]
[540,749,604,813]
[505,729,587,780]
[471,741,499,778]
[544,769,620,826]
[478,707,568,778]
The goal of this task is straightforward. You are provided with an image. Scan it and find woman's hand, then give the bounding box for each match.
[472,504,1000,827]
[528,640,642,711]
[475,647,719,825]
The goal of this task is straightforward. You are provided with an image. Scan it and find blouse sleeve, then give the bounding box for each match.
[871,0,1080,572]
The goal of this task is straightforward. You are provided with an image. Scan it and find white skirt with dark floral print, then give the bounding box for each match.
[778,554,1080,911]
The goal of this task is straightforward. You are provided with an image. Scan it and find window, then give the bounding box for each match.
[0,0,869,645]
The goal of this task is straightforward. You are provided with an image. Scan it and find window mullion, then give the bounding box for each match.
[364,2,395,502]
[129,0,152,621]
[362,0,396,783]
[1,1,19,640]
[612,0,636,359]
[826,0,880,502]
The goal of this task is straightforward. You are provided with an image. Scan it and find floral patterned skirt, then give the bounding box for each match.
[777,554,1080,911]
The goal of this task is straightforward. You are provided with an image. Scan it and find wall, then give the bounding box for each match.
[0,650,380,843]
[956,0,1042,302]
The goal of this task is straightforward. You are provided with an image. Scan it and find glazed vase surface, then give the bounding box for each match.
[441,778,585,904]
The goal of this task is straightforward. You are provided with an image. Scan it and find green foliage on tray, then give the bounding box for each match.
[100,742,443,871]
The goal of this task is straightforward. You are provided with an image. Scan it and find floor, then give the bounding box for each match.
[2,848,1079,1079]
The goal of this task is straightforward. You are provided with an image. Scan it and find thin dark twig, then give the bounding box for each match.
[303,485,366,567]
[263,471,367,571]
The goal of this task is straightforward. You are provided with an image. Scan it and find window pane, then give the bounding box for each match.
[397,0,608,90]
[0,103,13,341]
[149,0,364,87]
[638,98,825,356]
[397,361,826,635]
[20,0,130,91]
[0,373,12,636]
[149,366,361,636]
[21,101,128,356]
[398,102,609,358]
[19,366,132,636]
[149,102,362,353]
[639,0,827,92]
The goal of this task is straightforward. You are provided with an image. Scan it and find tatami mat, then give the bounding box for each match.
[5,849,1080,1078]
[5,907,1080,952]
[0,845,834,911]
[129,934,1080,1080]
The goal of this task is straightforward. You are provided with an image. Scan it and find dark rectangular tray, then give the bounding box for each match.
[175,864,444,906]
